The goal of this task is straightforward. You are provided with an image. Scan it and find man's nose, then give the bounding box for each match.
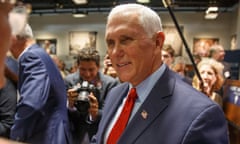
[84,71,91,77]
[112,43,124,57]
[201,73,208,79]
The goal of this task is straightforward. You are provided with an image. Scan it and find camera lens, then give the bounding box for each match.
[74,91,90,114]
[77,91,89,102]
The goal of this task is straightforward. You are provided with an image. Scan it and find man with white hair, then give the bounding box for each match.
[9,24,72,144]
[209,44,232,79]
[92,3,228,144]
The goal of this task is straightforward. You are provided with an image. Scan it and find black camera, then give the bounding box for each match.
[72,81,99,114]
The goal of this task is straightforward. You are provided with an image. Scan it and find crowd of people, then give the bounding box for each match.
[0,1,237,144]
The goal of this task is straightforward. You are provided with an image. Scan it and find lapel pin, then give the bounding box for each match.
[141,110,148,120]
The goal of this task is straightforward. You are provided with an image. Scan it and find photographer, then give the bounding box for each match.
[64,48,119,144]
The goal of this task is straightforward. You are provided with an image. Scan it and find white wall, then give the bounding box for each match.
[29,9,239,65]
[29,13,108,56]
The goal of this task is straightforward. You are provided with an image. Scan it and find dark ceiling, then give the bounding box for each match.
[21,0,239,15]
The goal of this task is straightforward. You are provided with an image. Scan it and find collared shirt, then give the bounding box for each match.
[104,64,166,143]
[130,63,166,121]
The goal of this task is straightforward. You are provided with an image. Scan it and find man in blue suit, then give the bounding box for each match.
[92,3,229,144]
[9,24,72,144]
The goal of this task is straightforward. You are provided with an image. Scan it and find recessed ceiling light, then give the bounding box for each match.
[206,6,218,14]
[72,0,88,5]
[205,13,218,19]
[72,13,87,18]
[137,0,150,4]
[205,6,219,19]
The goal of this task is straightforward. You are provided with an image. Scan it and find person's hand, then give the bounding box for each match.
[67,89,78,108]
[88,92,99,121]
[0,137,26,144]
[0,0,15,14]
[0,0,15,88]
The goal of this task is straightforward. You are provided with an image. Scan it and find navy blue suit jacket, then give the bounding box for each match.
[92,66,229,144]
[10,44,72,144]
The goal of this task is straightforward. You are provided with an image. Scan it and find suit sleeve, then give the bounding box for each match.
[10,53,50,141]
[182,104,229,144]
[0,79,17,137]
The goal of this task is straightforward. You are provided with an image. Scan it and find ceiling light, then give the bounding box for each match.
[205,7,218,14]
[204,13,218,19]
[205,6,219,20]
[72,13,87,18]
[137,0,150,3]
[206,6,218,14]
[72,0,88,5]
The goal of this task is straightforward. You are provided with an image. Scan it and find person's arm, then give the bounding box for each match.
[0,137,26,144]
[10,53,50,141]
[4,65,18,86]
[0,79,17,137]
[0,1,13,88]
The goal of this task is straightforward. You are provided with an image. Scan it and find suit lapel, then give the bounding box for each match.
[98,84,129,142]
[118,68,176,144]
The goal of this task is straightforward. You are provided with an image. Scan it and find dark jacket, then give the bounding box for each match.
[10,44,72,144]
[92,66,228,144]
[65,71,119,144]
[0,78,17,137]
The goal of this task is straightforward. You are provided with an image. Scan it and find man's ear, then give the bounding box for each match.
[156,31,165,48]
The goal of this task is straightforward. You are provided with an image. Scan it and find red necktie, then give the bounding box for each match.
[107,88,138,144]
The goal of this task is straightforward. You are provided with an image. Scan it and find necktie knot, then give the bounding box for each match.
[128,88,137,100]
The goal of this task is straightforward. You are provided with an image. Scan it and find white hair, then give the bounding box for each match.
[107,3,163,37]
[18,24,34,38]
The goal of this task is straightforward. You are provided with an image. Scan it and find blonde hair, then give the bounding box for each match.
[192,58,224,92]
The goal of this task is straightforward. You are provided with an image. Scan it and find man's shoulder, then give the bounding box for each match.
[108,82,128,92]
[65,72,79,80]
[21,44,49,60]
[99,72,119,84]
[64,72,80,88]
[165,70,214,107]
[174,77,217,109]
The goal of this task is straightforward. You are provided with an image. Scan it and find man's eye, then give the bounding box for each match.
[80,69,86,72]
[106,40,114,48]
[120,37,133,45]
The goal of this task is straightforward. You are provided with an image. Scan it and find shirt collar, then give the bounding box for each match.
[129,63,167,102]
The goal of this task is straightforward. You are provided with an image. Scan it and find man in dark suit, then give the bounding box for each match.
[92,3,228,144]
[9,24,72,144]
[64,48,119,144]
